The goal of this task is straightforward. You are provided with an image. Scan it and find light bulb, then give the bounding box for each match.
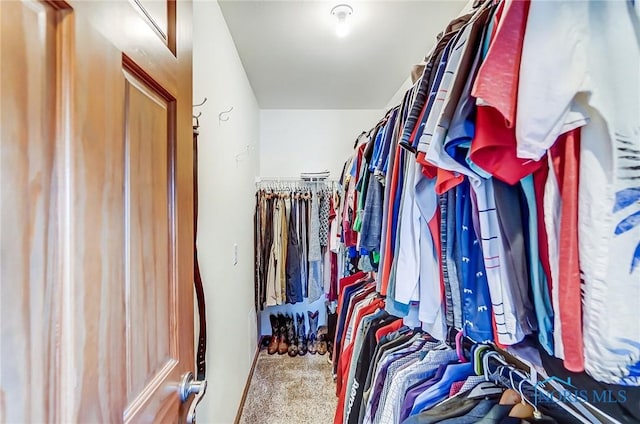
[336,18,349,37]
[331,4,353,38]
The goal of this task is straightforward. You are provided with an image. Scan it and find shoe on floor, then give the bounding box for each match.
[296,312,307,356]
[287,314,299,357]
[317,325,328,355]
[307,310,319,354]
[267,314,279,355]
[277,313,288,355]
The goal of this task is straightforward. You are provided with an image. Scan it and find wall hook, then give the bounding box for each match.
[193,97,208,107]
[193,111,202,129]
[219,106,234,125]
[235,144,253,167]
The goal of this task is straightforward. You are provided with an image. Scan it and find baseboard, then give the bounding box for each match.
[234,339,264,424]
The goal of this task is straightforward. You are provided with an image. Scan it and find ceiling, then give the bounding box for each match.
[218,0,466,110]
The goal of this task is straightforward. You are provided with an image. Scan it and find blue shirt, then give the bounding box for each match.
[408,362,475,416]
[377,109,399,175]
[521,175,554,354]
[456,179,494,342]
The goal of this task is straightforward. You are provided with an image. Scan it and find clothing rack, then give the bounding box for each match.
[483,349,623,424]
[255,176,338,191]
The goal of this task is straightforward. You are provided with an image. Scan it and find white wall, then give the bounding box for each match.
[385,77,412,110]
[193,2,260,423]
[257,109,383,335]
[259,109,384,178]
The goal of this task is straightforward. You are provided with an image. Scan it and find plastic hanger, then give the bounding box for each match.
[482,350,594,424]
[508,368,534,418]
[455,331,468,363]
[474,344,491,376]
[508,375,540,419]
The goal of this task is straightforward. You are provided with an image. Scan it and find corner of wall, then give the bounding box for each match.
[193,2,260,422]
[385,77,412,110]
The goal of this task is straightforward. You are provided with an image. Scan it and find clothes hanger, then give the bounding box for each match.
[508,368,535,419]
[455,331,468,363]
[473,344,491,376]
[514,375,542,419]
[497,358,593,424]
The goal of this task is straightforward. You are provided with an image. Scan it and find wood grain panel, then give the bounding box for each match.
[69,14,128,423]
[1,0,193,421]
[123,69,176,402]
[0,2,60,422]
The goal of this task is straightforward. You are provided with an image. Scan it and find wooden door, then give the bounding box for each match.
[0,0,195,423]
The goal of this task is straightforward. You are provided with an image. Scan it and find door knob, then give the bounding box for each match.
[179,372,207,424]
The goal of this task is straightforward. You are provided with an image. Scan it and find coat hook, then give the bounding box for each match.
[219,106,234,125]
[193,97,208,107]
[193,111,203,129]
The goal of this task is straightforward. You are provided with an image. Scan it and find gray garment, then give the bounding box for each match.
[360,176,384,252]
[401,397,482,424]
[440,193,454,329]
[308,189,322,261]
[435,399,500,424]
[493,179,537,336]
[307,189,324,302]
[319,191,330,247]
[307,259,324,303]
[446,189,463,330]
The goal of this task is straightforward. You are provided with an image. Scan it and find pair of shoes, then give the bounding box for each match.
[267,313,291,355]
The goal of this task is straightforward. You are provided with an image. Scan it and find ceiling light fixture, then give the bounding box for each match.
[331,4,353,38]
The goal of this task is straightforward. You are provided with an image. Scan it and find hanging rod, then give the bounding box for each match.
[255,177,337,183]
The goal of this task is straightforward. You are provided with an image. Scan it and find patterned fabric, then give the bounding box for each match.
[458,375,486,394]
[383,348,458,424]
[308,189,322,261]
[320,191,331,247]
[449,380,466,397]
[374,353,422,424]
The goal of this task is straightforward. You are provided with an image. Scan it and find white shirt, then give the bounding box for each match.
[394,158,421,305]
[515,1,591,160]
[517,0,640,384]
[414,172,446,341]
[543,154,565,360]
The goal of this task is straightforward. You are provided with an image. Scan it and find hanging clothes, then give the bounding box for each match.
[254,182,338,309]
[330,0,640,401]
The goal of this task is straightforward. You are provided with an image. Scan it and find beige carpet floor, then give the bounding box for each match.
[239,349,337,424]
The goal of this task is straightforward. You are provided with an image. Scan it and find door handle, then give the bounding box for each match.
[179,372,207,424]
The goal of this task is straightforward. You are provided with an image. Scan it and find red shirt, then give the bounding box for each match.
[375,318,404,342]
[334,299,385,424]
[551,129,584,372]
[469,0,544,185]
